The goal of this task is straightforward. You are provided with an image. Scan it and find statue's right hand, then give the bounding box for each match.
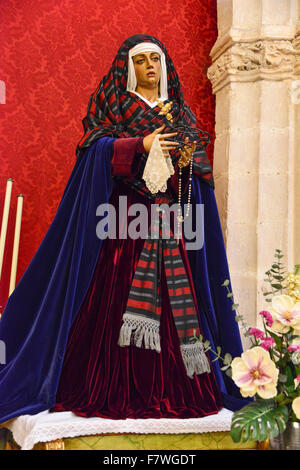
[142,124,178,154]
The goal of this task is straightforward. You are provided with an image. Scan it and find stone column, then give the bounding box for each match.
[207,0,300,342]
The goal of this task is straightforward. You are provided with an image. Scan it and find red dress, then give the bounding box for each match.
[51,137,223,419]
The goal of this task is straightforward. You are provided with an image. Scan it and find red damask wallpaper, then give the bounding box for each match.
[0,0,217,309]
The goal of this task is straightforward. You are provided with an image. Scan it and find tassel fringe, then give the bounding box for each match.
[118,315,211,380]
[180,342,211,379]
[118,313,161,353]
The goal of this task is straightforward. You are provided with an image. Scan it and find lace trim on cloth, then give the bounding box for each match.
[4,408,233,450]
[142,134,174,193]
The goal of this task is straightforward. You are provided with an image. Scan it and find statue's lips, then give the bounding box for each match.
[146,72,155,76]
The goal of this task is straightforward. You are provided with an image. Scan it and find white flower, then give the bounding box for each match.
[292,397,300,420]
[231,347,278,399]
[269,295,300,332]
[291,351,300,365]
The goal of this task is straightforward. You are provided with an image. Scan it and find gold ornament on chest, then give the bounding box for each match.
[157,100,174,123]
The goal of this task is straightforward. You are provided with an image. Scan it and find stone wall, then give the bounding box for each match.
[207,0,300,345]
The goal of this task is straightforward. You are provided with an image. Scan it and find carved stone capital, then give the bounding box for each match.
[208,39,299,93]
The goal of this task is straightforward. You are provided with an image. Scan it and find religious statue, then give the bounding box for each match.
[0,35,250,426]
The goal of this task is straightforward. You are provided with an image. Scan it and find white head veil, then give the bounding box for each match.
[126,42,168,106]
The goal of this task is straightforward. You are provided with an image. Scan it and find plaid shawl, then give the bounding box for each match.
[76,34,214,199]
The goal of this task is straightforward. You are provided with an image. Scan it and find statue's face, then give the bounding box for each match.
[132,51,161,90]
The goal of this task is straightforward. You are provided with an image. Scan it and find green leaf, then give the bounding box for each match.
[294,365,300,376]
[232,303,239,311]
[271,284,282,290]
[274,393,285,403]
[294,265,300,275]
[224,353,232,365]
[266,329,282,352]
[271,283,283,290]
[235,315,244,322]
[227,292,233,298]
[283,365,295,394]
[222,280,229,286]
[290,335,300,341]
[230,401,289,443]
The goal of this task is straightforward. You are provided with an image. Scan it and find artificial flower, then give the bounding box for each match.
[283,273,300,301]
[260,337,275,351]
[269,319,290,335]
[288,345,300,353]
[294,375,300,389]
[259,310,274,327]
[231,346,278,399]
[292,397,300,420]
[249,328,265,341]
[291,351,300,365]
[270,295,300,329]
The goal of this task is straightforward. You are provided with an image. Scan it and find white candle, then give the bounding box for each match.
[9,194,24,296]
[0,178,14,280]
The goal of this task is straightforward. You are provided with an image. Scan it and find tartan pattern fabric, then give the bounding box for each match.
[118,210,211,379]
[76,34,214,199]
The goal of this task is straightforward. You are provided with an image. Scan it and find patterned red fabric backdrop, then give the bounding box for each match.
[0,0,217,311]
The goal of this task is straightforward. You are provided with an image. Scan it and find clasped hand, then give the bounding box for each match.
[142,124,178,154]
[143,125,196,168]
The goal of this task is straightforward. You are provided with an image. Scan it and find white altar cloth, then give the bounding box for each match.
[4,407,233,450]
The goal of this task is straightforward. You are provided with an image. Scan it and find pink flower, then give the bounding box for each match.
[288,345,300,353]
[261,337,275,351]
[231,347,279,399]
[249,328,265,340]
[259,310,274,327]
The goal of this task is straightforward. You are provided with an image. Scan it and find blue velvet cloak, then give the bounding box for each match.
[0,137,249,425]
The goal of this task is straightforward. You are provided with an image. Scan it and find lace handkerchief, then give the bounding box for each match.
[142,134,175,194]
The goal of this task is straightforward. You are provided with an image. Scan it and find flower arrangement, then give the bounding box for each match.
[191,249,300,444]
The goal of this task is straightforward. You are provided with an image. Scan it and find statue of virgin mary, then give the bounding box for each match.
[0,35,250,425]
